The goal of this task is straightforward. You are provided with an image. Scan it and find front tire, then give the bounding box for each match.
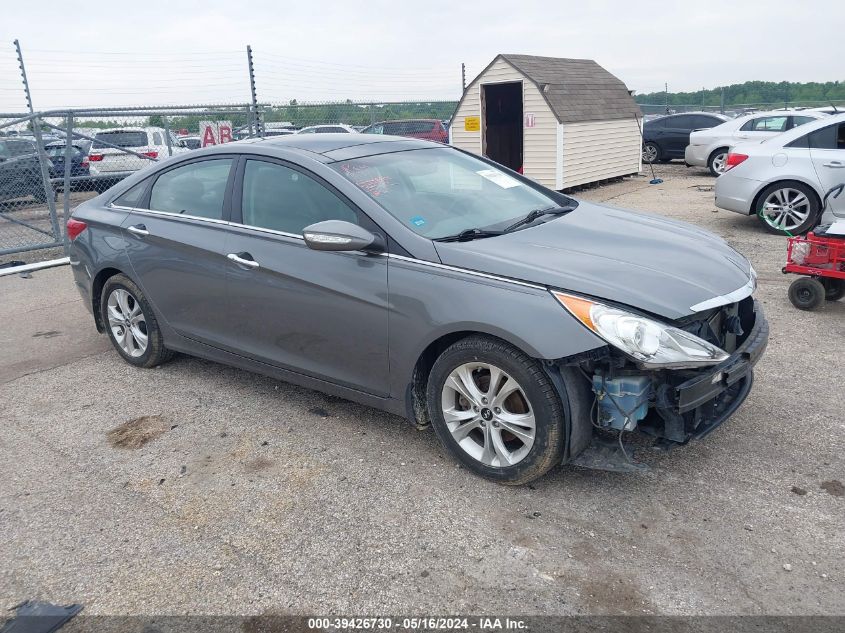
[100,274,173,368]
[788,277,825,311]
[756,182,819,235]
[426,335,565,485]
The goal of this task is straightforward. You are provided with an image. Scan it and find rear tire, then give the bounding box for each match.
[708,148,729,176]
[642,142,661,164]
[756,182,819,235]
[100,274,174,368]
[788,277,825,311]
[822,278,844,301]
[426,335,565,485]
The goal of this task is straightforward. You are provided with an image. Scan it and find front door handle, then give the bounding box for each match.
[127,224,149,237]
[823,161,845,168]
[227,252,260,269]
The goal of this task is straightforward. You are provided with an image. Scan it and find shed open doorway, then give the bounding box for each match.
[482,82,523,172]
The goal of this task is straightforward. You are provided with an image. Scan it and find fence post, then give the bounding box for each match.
[30,116,61,243]
[62,113,73,250]
[246,45,262,137]
[162,115,173,156]
[14,39,35,113]
[461,63,466,92]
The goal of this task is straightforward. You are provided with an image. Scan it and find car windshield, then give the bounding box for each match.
[92,131,148,149]
[331,147,571,239]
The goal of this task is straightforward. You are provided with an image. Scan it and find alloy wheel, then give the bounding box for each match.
[440,362,535,468]
[761,188,811,232]
[642,144,658,163]
[106,288,148,357]
[711,152,728,174]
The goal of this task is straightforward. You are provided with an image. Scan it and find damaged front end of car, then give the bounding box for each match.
[551,291,769,471]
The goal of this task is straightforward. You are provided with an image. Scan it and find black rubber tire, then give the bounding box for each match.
[707,148,729,177]
[100,273,174,368]
[822,278,845,301]
[756,181,820,235]
[642,142,661,164]
[426,335,565,485]
[788,277,826,311]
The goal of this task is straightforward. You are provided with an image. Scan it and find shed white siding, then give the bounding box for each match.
[561,118,642,189]
[451,58,558,189]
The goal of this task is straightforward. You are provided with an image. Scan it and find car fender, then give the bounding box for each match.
[386,256,606,402]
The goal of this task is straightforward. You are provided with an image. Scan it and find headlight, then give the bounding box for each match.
[552,291,729,369]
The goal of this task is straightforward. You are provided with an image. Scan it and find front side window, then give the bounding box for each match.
[790,116,817,128]
[666,115,694,129]
[332,147,569,239]
[241,159,358,235]
[149,158,232,219]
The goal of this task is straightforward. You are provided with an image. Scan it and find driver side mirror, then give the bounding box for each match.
[302,220,383,253]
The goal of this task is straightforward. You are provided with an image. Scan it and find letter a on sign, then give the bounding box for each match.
[200,123,217,147]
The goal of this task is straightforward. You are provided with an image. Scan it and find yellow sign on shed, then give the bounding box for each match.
[464,116,480,132]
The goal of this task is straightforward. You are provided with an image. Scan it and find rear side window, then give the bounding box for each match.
[240,159,358,235]
[789,123,845,150]
[93,131,148,149]
[149,159,232,219]
[113,180,149,207]
[740,116,788,132]
[152,132,163,145]
[790,116,817,128]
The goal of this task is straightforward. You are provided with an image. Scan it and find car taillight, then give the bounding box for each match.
[66,218,87,241]
[141,151,158,159]
[725,153,748,170]
[88,153,103,162]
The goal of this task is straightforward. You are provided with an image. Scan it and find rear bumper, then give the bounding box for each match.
[684,144,708,167]
[714,172,762,215]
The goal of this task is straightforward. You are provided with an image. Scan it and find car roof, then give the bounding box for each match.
[199,133,441,162]
[761,111,845,146]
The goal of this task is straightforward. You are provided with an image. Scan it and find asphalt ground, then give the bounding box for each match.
[1,161,842,618]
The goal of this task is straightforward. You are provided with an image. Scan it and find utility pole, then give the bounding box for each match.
[246,45,262,137]
[664,82,669,114]
[720,87,725,114]
[14,39,34,113]
[461,63,466,93]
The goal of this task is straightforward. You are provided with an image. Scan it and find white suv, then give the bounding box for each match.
[88,127,187,181]
[685,111,827,175]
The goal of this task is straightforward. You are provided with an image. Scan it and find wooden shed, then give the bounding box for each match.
[451,54,642,190]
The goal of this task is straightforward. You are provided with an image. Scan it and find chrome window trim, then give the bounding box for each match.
[109,204,230,226]
[228,221,303,241]
[689,273,756,312]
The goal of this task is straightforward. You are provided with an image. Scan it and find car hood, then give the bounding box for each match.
[432,201,753,320]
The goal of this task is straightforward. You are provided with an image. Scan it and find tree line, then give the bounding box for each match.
[636,80,845,107]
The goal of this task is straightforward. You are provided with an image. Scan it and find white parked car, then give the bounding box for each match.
[685,111,827,176]
[714,113,845,234]
[88,127,186,180]
[296,124,357,134]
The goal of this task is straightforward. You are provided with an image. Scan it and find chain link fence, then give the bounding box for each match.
[0,100,460,263]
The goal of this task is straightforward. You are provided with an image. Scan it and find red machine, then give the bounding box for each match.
[783,231,845,310]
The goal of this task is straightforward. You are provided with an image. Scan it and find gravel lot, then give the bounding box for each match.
[1,161,843,617]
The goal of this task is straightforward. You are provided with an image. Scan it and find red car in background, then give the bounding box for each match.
[361,119,448,143]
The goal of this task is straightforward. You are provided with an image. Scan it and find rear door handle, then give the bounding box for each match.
[127,224,149,237]
[823,161,845,168]
[227,252,260,269]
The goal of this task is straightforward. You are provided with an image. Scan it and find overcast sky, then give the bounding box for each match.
[1,0,842,111]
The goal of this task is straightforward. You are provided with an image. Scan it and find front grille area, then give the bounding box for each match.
[676,296,755,353]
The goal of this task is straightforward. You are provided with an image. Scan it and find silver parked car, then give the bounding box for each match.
[68,135,768,483]
[715,113,845,234]
[685,110,826,176]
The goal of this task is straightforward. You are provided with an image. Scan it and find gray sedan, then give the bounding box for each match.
[67,135,768,483]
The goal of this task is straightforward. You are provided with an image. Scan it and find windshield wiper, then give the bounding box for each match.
[504,205,576,233]
[434,228,505,242]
